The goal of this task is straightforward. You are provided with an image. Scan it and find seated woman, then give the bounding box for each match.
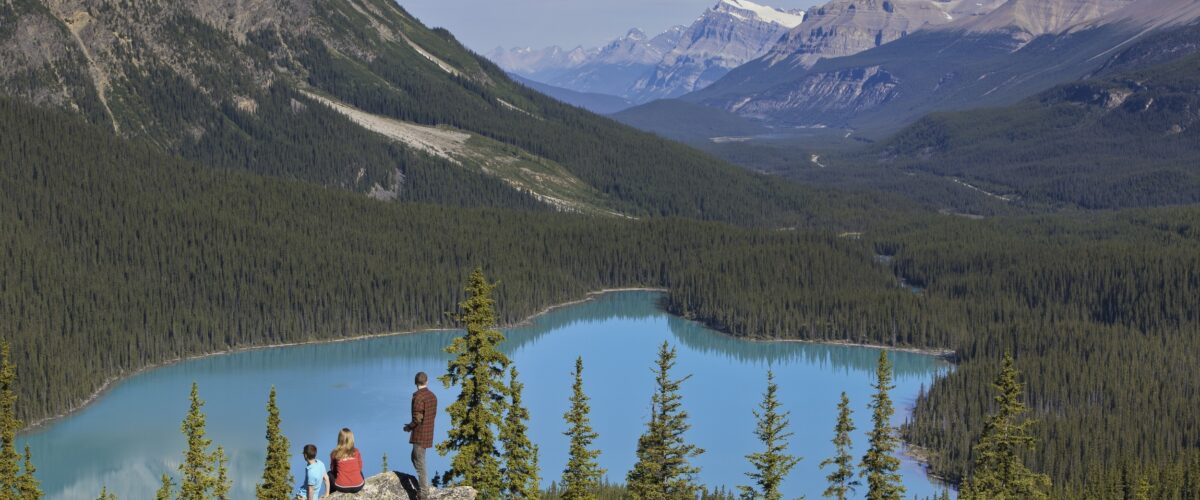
[328,427,366,494]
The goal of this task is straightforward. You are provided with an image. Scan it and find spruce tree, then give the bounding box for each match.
[859,351,904,500]
[0,341,21,489]
[179,382,216,500]
[96,486,115,500]
[561,357,603,500]
[0,342,38,499]
[18,444,40,499]
[819,393,858,500]
[382,454,389,473]
[257,387,293,500]
[738,371,801,500]
[959,354,1051,499]
[437,269,511,497]
[501,367,540,498]
[214,446,231,500]
[155,474,173,500]
[627,342,704,499]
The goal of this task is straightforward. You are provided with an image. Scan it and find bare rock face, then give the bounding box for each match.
[632,0,806,100]
[956,0,1136,42]
[730,65,901,119]
[763,0,1006,68]
[328,472,477,500]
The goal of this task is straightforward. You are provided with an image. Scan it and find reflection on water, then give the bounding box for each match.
[20,291,951,499]
[666,315,942,376]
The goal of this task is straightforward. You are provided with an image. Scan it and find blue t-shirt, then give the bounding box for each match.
[297,459,326,498]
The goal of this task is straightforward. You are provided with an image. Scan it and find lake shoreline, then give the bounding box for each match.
[742,337,957,361]
[22,287,956,438]
[20,287,667,432]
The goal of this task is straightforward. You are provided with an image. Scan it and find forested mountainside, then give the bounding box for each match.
[6,93,1200,496]
[0,0,841,226]
[0,97,902,426]
[879,50,1200,209]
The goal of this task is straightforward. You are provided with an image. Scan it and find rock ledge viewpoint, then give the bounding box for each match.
[328,472,477,500]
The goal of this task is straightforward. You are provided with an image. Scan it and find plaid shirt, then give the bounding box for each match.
[408,387,437,448]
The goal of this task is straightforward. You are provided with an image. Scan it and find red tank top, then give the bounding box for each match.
[330,448,364,487]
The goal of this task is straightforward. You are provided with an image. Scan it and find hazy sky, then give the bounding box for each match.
[400,0,823,52]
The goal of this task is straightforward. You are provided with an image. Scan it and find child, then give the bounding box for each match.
[296,443,330,500]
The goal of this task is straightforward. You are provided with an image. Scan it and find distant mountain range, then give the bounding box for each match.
[607,0,1200,213]
[488,0,806,108]
[620,0,1200,138]
[508,74,634,114]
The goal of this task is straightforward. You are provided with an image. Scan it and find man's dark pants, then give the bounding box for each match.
[412,443,428,498]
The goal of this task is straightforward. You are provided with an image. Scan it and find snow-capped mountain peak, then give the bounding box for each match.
[716,0,806,28]
[488,0,809,104]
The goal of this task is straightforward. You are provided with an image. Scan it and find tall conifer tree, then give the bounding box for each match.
[627,342,704,499]
[155,474,173,500]
[959,354,1051,499]
[561,357,603,500]
[820,393,858,499]
[257,387,293,499]
[214,446,230,500]
[738,371,800,500]
[179,382,216,500]
[438,269,511,497]
[501,367,540,498]
[860,352,904,500]
[0,342,39,498]
[18,444,39,499]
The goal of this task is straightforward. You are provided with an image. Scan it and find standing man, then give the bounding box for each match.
[403,371,437,499]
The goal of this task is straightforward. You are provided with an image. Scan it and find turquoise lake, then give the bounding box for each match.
[19,291,952,499]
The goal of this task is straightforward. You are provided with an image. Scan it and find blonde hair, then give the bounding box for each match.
[332,428,357,460]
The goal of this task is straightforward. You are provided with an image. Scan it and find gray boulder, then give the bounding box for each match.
[328,472,476,500]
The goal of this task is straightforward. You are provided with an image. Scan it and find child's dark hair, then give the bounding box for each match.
[303,444,317,460]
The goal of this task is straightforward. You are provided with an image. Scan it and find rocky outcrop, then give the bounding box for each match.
[729,65,901,121]
[328,472,477,500]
